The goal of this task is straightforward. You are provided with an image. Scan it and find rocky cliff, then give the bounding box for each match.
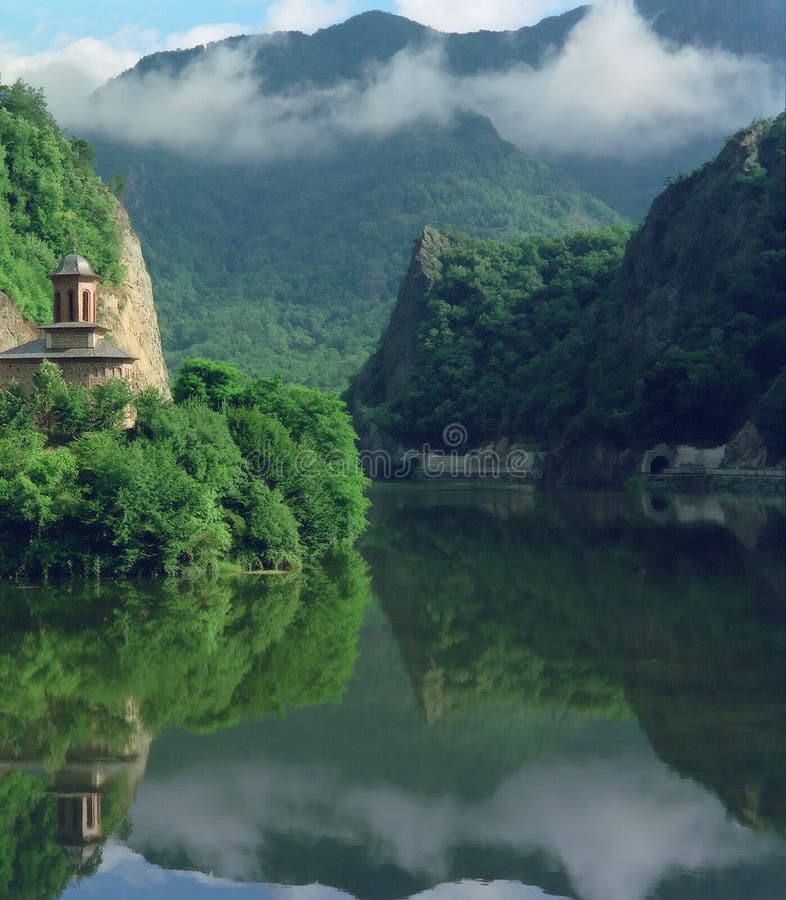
[0,205,170,398]
[97,206,171,397]
[620,115,785,357]
[0,293,39,350]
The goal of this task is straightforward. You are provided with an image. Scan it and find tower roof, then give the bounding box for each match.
[51,253,100,278]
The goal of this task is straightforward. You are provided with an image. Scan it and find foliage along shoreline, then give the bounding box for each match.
[0,358,369,579]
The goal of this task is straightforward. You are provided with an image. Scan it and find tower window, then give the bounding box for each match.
[82,290,90,321]
[69,291,76,320]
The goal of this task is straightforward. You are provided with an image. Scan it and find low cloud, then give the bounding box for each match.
[2,1,783,164]
[455,0,784,157]
[395,1,574,33]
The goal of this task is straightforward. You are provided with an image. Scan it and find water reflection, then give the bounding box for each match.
[0,549,371,898]
[368,488,785,836]
[0,488,784,900]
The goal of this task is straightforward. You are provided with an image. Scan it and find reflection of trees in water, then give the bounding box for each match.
[0,548,371,897]
[362,489,786,833]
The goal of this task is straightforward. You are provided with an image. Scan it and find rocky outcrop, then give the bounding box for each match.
[348,226,454,453]
[620,116,785,356]
[0,293,38,351]
[98,206,171,397]
[724,369,786,469]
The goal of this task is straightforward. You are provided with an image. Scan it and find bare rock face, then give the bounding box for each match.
[620,118,784,357]
[724,369,786,470]
[347,227,454,452]
[0,293,39,351]
[98,206,171,397]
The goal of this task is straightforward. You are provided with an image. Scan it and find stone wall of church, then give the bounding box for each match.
[0,360,135,391]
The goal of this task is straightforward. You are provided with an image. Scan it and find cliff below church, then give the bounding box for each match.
[0,204,171,398]
[97,205,170,397]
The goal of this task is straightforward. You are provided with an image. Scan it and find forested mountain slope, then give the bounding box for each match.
[91,115,617,389]
[347,115,786,479]
[0,82,122,324]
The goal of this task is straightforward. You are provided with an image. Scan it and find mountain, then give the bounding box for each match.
[634,0,785,58]
[347,114,786,480]
[90,115,617,390]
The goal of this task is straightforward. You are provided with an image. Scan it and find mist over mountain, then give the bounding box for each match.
[82,0,784,386]
[86,1,781,168]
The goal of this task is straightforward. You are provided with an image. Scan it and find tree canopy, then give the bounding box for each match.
[0,359,368,578]
[0,79,122,322]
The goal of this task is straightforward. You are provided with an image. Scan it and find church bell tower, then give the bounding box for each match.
[50,253,101,324]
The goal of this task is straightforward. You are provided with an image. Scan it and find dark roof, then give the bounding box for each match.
[41,322,108,334]
[51,254,100,278]
[0,338,137,361]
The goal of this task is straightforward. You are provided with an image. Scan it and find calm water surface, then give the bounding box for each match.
[1,485,784,900]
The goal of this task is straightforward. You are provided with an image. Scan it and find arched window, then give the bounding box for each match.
[69,291,76,320]
[54,291,61,321]
[82,290,90,321]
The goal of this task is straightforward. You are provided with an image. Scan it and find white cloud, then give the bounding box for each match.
[394,1,572,32]
[0,34,141,126]
[410,883,569,900]
[165,23,250,51]
[262,0,358,34]
[455,0,784,157]
[128,753,784,900]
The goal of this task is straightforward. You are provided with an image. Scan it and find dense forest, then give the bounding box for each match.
[92,113,618,388]
[349,115,786,467]
[0,80,123,323]
[0,79,370,577]
[0,359,368,577]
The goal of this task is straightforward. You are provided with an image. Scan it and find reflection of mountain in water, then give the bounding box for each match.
[0,549,370,898]
[363,487,786,835]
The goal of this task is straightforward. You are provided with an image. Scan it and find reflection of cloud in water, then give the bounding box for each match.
[411,883,569,899]
[128,755,783,900]
[78,842,560,899]
[69,840,354,898]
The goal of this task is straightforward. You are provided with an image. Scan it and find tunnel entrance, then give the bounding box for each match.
[649,455,670,475]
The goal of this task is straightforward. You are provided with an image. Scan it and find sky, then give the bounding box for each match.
[63,843,571,900]
[0,1,782,165]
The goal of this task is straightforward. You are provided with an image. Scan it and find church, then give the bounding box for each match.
[0,253,137,389]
